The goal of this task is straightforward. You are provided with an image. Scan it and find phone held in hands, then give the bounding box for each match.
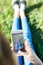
[11,30,24,52]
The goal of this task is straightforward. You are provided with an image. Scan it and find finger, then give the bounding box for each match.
[10,43,13,51]
[24,40,32,51]
[24,40,30,48]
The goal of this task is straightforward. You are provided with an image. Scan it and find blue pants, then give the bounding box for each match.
[11,16,34,65]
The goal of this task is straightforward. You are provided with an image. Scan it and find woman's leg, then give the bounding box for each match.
[11,1,24,65]
[20,11,34,65]
[20,0,34,64]
[11,0,20,31]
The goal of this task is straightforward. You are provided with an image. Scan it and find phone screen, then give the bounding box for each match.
[11,30,24,52]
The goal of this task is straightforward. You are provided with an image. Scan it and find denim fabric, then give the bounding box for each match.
[18,56,24,65]
[21,17,34,50]
[11,17,34,65]
[11,17,20,31]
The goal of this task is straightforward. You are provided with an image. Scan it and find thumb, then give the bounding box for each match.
[24,40,32,52]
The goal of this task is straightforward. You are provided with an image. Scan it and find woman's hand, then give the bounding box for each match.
[18,40,43,65]
[10,40,43,65]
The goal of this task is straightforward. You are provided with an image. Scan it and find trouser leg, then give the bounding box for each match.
[21,16,34,50]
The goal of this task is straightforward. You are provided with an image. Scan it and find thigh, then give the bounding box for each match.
[21,17,34,50]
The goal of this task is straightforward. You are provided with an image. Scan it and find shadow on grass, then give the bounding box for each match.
[26,2,43,13]
[25,2,43,61]
[30,23,43,62]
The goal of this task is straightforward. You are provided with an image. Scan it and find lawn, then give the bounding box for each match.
[0,0,43,61]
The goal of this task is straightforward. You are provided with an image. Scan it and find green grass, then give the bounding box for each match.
[0,0,13,40]
[0,0,43,61]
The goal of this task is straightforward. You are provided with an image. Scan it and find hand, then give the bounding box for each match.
[18,40,43,65]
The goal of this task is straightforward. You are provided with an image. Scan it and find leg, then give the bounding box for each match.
[11,0,20,31]
[20,10,34,65]
[20,0,34,64]
[20,0,34,50]
[11,1,24,65]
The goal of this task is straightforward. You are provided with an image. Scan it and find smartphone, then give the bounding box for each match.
[11,30,24,52]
